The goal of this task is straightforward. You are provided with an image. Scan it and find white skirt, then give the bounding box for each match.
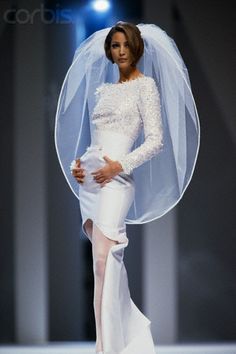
[78,130,156,354]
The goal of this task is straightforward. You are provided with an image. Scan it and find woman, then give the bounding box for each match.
[55,22,200,354]
[72,22,163,354]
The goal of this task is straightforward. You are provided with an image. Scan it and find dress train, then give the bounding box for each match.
[100,235,156,354]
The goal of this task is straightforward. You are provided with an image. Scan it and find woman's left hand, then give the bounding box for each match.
[91,156,123,187]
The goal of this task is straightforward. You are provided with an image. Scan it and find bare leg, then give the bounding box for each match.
[92,223,118,353]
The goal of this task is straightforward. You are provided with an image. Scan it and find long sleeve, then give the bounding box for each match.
[118,79,163,175]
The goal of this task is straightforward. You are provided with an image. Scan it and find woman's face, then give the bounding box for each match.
[110,31,133,68]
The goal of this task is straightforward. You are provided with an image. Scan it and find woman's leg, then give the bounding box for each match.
[92,223,118,353]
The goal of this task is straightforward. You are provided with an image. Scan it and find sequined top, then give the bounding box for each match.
[92,75,163,175]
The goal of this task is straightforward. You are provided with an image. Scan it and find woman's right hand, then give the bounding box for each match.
[71,158,85,184]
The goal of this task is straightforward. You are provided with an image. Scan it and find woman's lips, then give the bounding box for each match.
[118,59,127,62]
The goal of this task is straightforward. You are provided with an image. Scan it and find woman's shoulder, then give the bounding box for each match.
[94,75,157,96]
[94,83,107,97]
[140,76,161,98]
[136,76,160,97]
[138,75,156,87]
[94,82,110,95]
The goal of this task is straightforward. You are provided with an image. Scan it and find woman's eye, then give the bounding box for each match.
[111,43,129,50]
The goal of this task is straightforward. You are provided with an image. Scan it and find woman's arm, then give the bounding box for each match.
[118,78,164,175]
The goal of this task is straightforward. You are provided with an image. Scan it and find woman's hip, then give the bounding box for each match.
[79,144,134,193]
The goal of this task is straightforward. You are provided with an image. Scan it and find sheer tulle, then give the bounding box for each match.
[91,223,119,353]
[54,23,200,225]
[88,221,156,354]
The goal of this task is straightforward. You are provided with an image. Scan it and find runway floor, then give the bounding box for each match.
[0,342,236,354]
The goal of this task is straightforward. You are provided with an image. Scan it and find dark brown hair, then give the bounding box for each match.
[104,21,144,67]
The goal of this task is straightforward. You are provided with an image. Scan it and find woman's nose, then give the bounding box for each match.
[119,46,126,54]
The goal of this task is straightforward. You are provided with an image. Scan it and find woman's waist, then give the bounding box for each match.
[90,129,134,159]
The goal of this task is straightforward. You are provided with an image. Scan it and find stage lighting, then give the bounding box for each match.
[92,0,110,12]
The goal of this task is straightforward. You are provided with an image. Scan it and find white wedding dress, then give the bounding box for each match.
[78,75,163,354]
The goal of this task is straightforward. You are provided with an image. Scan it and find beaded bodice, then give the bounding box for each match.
[91,76,163,174]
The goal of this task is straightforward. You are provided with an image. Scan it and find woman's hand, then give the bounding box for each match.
[71,158,85,184]
[91,156,123,187]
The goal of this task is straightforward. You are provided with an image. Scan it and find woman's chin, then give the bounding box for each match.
[117,62,131,69]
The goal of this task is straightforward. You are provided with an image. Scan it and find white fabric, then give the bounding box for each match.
[79,130,155,353]
[54,23,200,224]
[79,130,135,243]
[101,241,156,354]
[92,75,163,175]
[54,22,200,353]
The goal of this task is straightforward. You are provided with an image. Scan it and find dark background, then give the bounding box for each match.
[0,0,235,345]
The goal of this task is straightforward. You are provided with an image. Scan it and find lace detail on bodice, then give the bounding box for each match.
[91,76,163,174]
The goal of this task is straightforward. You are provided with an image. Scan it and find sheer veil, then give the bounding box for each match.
[54,23,200,224]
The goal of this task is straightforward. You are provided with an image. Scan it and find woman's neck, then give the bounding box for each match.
[118,68,142,83]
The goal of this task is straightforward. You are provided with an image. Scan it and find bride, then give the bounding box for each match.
[55,21,200,354]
